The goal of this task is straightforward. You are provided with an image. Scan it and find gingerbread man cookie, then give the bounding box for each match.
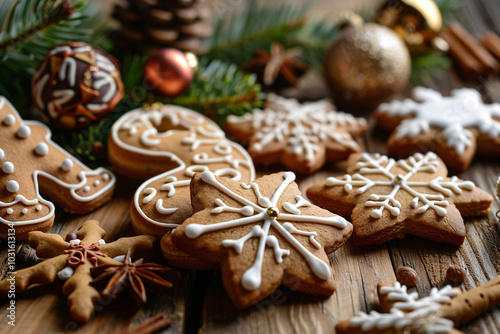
[0,98,115,240]
[225,94,367,174]
[307,152,492,246]
[172,171,352,308]
[375,87,500,171]
[0,220,156,323]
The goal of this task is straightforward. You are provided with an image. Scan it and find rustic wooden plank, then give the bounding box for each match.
[0,173,189,333]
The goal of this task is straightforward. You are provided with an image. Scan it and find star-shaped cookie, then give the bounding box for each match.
[307,152,492,246]
[172,171,353,308]
[225,94,367,174]
[375,87,500,171]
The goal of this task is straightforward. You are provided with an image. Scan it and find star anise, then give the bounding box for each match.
[90,249,172,305]
[242,42,307,89]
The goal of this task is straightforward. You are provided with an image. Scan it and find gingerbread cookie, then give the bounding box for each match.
[225,94,367,174]
[336,282,461,334]
[172,171,352,308]
[109,104,254,235]
[0,98,115,240]
[307,152,492,246]
[375,87,500,171]
[0,220,156,323]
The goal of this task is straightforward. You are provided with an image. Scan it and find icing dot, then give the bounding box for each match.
[36,205,42,211]
[98,239,106,245]
[70,239,81,247]
[57,267,74,280]
[94,180,100,187]
[61,158,73,171]
[3,114,15,126]
[2,161,14,174]
[6,180,19,193]
[102,173,109,181]
[6,208,13,214]
[34,142,49,156]
[22,208,28,214]
[0,149,4,161]
[16,125,31,139]
[113,255,125,263]
[83,186,90,193]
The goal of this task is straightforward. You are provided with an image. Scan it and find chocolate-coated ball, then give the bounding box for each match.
[144,48,194,97]
[32,42,124,129]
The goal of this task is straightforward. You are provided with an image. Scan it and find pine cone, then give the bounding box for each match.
[113,0,211,54]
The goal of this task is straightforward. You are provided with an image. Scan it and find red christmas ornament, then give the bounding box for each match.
[31,42,124,129]
[143,48,195,97]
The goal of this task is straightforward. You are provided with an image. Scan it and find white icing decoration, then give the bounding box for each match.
[61,158,73,171]
[2,161,14,174]
[86,71,117,110]
[36,205,42,211]
[0,149,4,161]
[98,239,106,245]
[48,90,75,118]
[325,152,475,218]
[378,87,500,154]
[6,208,13,214]
[94,180,100,187]
[227,93,366,162]
[82,186,90,193]
[59,57,77,86]
[34,142,49,156]
[6,180,19,193]
[57,267,74,280]
[0,97,116,227]
[102,173,110,181]
[70,239,81,247]
[16,125,31,139]
[3,114,15,126]
[143,188,156,204]
[113,255,126,263]
[184,171,348,291]
[22,208,27,214]
[349,282,459,333]
[115,105,255,228]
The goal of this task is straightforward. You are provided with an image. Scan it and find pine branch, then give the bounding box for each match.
[206,4,308,65]
[410,52,451,84]
[434,0,462,25]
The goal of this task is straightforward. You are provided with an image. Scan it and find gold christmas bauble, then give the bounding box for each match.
[375,0,447,54]
[324,22,411,109]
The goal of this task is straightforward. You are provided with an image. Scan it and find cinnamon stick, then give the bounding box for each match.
[447,22,500,74]
[440,29,484,80]
[479,30,500,61]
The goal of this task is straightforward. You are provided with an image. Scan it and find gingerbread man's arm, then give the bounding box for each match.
[100,234,157,258]
[28,231,70,257]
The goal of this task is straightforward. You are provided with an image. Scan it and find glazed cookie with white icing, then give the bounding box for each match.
[172,171,353,308]
[0,97,115,240]
[225,94,367,175]
[307,152,492,246]
[375,87,500,171]
[108,104,255,267]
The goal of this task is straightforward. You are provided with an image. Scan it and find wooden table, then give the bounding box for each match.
[2,0,500,333]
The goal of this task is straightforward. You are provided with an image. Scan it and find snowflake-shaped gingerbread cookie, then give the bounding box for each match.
[225,94,367,174]
[336,282,461,334]
[376,87,500,170]
[307,152,492,246]
[0,97,115,240]
[172,171,353,308]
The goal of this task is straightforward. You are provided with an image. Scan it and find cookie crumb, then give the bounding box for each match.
[446,265,465,283]
[397,267,419,286]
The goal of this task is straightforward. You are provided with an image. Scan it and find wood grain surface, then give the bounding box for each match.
[1,0,500,333]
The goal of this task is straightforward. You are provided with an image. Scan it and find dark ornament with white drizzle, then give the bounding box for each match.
[31,42,124,130]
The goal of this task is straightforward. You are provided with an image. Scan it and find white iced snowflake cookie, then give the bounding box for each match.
[225,93,368,174]
[307,152,493,246]
[0,97,115,240]
[172,170,353,308]
[108,104,255,238]
[375,87,500,171]
[336,281,460,334]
